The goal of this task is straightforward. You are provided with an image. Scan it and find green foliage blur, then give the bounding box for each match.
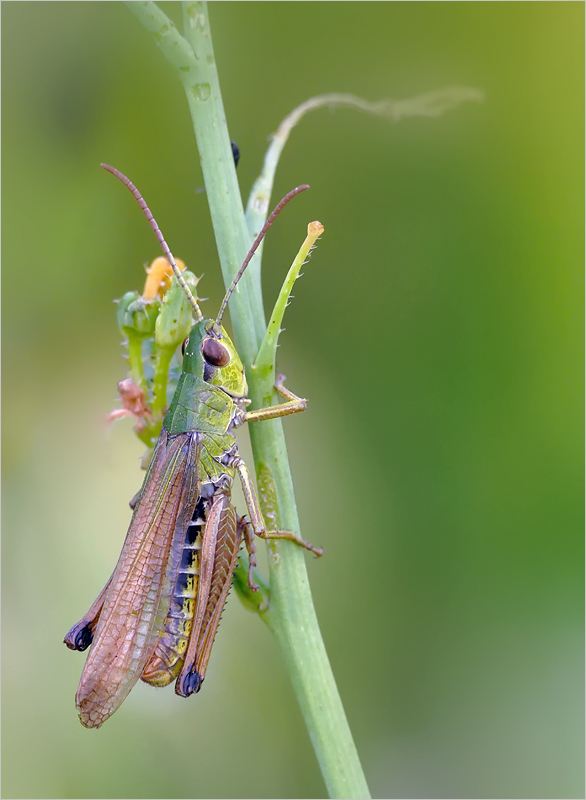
[2,3,583,798]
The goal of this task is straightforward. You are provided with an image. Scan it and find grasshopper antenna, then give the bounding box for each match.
[215,184,310,330]
[101,163,204,322]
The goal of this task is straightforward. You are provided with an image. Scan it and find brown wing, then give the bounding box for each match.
[75,429,200,728]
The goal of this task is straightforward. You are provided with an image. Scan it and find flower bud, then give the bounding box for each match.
[117,292,160,339]
[155,271,200,350]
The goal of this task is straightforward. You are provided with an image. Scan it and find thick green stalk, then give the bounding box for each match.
[127,2,370,797]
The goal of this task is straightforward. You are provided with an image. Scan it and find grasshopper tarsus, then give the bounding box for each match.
[275,374,306,405]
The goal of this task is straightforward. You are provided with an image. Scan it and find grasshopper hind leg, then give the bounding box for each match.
[235,457,323,558]
[176,494,241,698]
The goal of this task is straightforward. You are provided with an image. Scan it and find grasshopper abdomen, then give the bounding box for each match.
[140,498,205,686]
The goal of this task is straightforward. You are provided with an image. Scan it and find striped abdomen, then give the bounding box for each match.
[141,496,207,686]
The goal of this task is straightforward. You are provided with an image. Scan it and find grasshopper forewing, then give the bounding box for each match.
[64,165,322,727]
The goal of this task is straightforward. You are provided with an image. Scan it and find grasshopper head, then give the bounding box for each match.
[182,319,247,398]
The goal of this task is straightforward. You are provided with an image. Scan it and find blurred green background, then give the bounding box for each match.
[2,3,583,798]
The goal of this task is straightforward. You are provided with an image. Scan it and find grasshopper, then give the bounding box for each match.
[64,164,322,728]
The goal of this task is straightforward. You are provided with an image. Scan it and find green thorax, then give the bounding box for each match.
[163,319,247,437]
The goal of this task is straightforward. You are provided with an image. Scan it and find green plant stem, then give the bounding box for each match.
[151,345,173,419]
[127,335,146,391]
[127,2,370,797]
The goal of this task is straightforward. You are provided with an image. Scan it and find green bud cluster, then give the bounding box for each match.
[114,271,200,452]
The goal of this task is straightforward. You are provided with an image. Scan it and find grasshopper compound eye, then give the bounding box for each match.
[181,338,189,356]
[202,337,231,367]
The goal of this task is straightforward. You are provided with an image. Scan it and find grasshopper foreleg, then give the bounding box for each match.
[243,374,307,423]
[237,374,322,558]
[235,458,323,558]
